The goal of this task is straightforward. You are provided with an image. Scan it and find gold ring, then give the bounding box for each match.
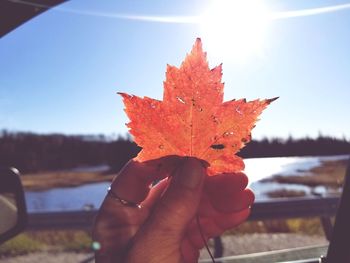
[107,187,141,208]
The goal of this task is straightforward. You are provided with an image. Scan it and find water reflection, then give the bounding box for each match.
[245,156,321,183]
[25,182,110,212]
[25,155,348,212]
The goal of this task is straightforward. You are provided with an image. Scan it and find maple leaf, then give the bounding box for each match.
[119,38,276,175]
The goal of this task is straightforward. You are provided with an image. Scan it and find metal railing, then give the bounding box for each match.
[26,195,340,259]
[249,196,339,241]
[27,196,340,231]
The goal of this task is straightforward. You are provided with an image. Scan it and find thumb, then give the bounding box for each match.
[149,157,206,235]
[126,158,206,263]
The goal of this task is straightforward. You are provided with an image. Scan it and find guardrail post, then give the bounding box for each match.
[320,216,333,241]
[214,236,223,259]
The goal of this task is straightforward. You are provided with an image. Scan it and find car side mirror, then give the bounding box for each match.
[0,167,27,244]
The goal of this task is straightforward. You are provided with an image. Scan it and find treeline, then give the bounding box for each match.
[0,131,140,174]
[239,136,350,158]
[0,131,349,174]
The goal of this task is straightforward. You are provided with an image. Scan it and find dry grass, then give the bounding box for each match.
[227,217,326,236]
[0,218,326,257]
[264,159,347,188]
[0,230,92,256]
[266,189,306,198]
[21,172,115,191]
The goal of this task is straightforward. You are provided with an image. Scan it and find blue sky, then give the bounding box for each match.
[1,0,350,140]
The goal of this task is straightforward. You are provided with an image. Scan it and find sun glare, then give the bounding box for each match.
[200,0,271,63]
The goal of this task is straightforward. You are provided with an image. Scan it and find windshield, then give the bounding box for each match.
[1,1,349,262]
[1,0,350,138]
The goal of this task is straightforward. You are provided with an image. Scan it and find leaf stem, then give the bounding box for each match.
[196,214,216,263]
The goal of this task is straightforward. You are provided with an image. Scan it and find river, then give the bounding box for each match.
[25,155,349,212]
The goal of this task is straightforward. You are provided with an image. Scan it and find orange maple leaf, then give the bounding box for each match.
[120,38,276,175]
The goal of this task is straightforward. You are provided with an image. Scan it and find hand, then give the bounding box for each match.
[92,157,254,263]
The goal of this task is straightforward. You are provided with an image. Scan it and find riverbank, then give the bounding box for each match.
[21,171,115,191]
[264,158,348,198]
[21,156,348,192]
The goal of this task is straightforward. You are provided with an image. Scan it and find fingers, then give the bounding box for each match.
[109,159,169,204]
[141,178,169,208]
[214,208,251,229]
[199,172,254,217]
[148,158,206,232]
[94,157,205,263]
[181,238,199,263]
[126,158,207,262]
[93,159,170,260]
[205,172,248,195]
[198,188,254,217]
[109,156,184,205]
[189,172,253,250]
[211,188,255,213]
[92,203,149,261]
[186,208,251,249]
[110,160,156,204]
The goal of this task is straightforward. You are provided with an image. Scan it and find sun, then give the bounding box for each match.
[200,0,271,63]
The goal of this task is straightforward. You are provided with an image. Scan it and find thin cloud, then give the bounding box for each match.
[271,3,350,20]
[7,0,350,23]
[7,0,198,23]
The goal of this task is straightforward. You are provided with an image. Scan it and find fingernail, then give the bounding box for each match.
[175,158,205,189]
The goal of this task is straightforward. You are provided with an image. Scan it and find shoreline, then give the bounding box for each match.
[265,159,347,187]
[21,156,348,192]
[21,171,115,191]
